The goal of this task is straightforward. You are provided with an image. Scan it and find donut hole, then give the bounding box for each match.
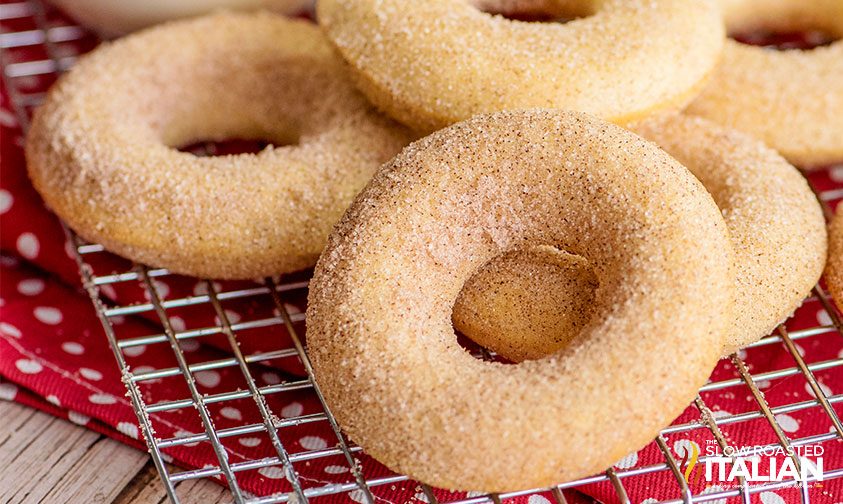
[452,245,599,362]
[471,0,594,23]
[178,138,279,157]
[730,28,838,50]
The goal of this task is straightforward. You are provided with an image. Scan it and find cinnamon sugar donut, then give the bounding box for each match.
[686,0,843,167]
[48,0,312,37]
[26,13,411,279]
[826,208,843,311]
[317,0,724,132]
[307,110,734,491]
[453,115,827,360]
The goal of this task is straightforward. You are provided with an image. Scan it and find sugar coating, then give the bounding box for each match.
[453,245,597,362]
[826,209,843,311]
[686,0,843,167]
[47,0,313,37]
[25,12,412,279]
[306,110,734,491]
[317,0,724,133]
[453,115,827,361]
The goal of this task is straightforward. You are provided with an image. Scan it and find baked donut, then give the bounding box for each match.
[686,0,843,167]
[48,0,312,37]
[452,245,597,361]
[317,0,724,132]
[453,115,827,360]
[26,13,411,279]
[307,110,734,491]
[825,208,843,311]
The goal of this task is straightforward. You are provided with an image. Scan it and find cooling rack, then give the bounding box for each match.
[2,1,842,503]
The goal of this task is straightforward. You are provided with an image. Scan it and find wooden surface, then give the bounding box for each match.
[0,400,231,504]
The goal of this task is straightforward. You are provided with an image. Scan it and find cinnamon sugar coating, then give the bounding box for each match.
[317,0,724,132]
[26,12,411,279]
[686,0,843,167]
[306,110,734,491]
[826,209,843,312]
[454,115,826,360]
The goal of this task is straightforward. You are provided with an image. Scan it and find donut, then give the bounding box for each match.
[453,115,827,361]
[685,0,843,167]
[307,109,734,491]
[26,13,411,279]
[48,0,313,37]
[316,0,725,132]
[452,245,597,362]
[825,208,843,311]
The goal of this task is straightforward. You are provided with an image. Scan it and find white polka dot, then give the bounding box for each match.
[98,284,117,300]
[17,278,44,296]
[351,489,370,503]
[34,306,62,325]
[143,280,170,301]
[215,310,241,326]
[238,437,261,447]
[117,422,139,439]
[712,410,733,419]
[414,492,429,503]
[774,413,799,433]
[220,406,242,421]
[324,465,348,474]
[281,402,304,418]
[262,372,281,385]
[759,491,786,504]
[0,108,16,127]
[299,435,327,450]
[0,322,22,338]
[0,189,12,214]
[15,359,43,374]
[615,451,638,469]
[641,500,658,504]
[179,338,199,352]
[258,466,287,480]
[195,370,221,388]
[174,429,200,447]
[805,381,833,398]
[673,439,699,459]
[755,380,771,389]
[527,496,551,504]
[79,368,103,381]
[123,345,146,357]
[16,233,39,260]
[46,395,61,406]
[700,485,727,504]
[817,309,833,326]
[0,382,19,400]
[830,165,843,182]
[193,281,223,296]
[169,316,186,332]
[68,411,90,425]
[61,342,85,355]
[0,256,17,267]
[89,393,117,405]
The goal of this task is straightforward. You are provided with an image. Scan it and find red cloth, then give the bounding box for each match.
[1,10,842,503]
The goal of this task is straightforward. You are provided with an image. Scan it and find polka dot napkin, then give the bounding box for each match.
[2,16,843,504]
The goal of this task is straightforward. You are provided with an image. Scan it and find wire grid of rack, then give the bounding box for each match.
[2,1,843,502]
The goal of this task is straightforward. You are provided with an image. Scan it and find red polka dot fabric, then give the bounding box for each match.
[1,9,843,503]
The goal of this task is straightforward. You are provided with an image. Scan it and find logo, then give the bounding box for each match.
[674,440,824,486]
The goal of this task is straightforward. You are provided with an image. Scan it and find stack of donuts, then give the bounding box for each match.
[26,0,843,493]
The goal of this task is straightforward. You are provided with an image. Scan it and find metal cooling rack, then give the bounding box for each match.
[2,1,843,502]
